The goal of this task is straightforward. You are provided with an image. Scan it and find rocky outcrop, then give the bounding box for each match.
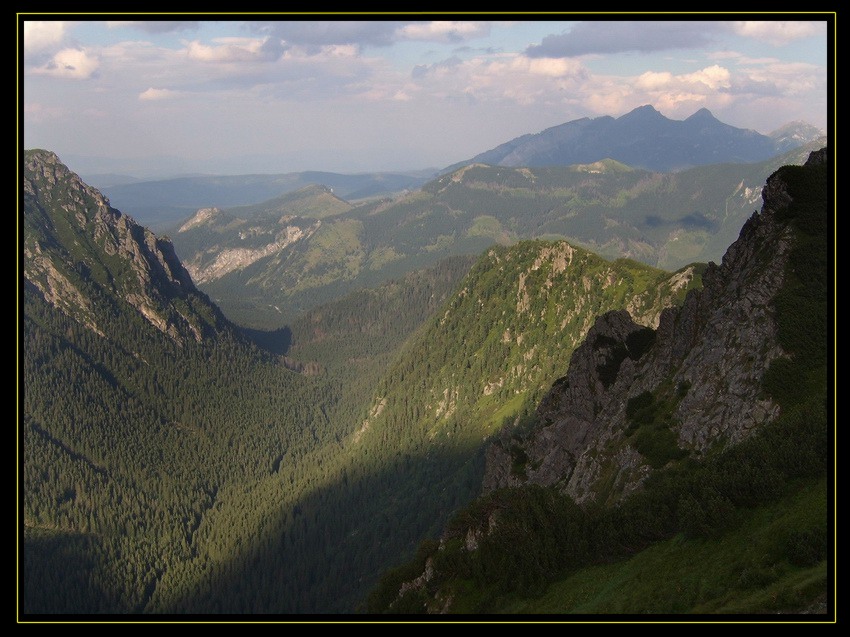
[184,222,320,284]
[24,150,227,343]
[483,148,827,504]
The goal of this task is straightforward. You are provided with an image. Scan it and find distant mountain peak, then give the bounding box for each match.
[768,120,827,153]
[452,105,784,173]
[769,120,824,136]
[619,104,664,120]
[571,158,634,174]
[685,107,717,121]
[178,207,223,233]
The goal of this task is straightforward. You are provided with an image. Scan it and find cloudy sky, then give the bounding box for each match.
[21,15,831,178]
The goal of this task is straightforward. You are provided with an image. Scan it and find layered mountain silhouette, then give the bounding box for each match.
[446,105,821,173]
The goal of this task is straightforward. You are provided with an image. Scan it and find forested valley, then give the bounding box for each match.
[21,146,831,618]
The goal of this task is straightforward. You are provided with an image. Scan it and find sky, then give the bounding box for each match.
[20,14,832,178]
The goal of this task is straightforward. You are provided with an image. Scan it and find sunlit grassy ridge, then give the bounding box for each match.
[366,153,830,617]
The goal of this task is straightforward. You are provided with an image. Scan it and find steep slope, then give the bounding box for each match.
[21,151,334,614]
[447,105,815,172]
[353,241,701,462]
[140,240,699,615]
[22,151,486,615]
[370,148,830,615]
[24,149,228,343]
[483,148,828,503]
[286,240,700,609]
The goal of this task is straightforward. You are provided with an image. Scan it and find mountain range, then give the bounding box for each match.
[20,140,832,618]
[19,150,698,614]
[93,107,823,233]
[96,170,431,230]
[168,140,825,328]
[445,105,824,173]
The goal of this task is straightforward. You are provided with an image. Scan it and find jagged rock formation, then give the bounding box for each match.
[483,148,828,504]
[24,149,228,342]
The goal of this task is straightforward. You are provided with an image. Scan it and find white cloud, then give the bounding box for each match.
[635,70,674,90]
[23,21,66,53]
[682,64,731,90]
[139,87,180,101]
[396,52,589,109]
[739,61,822,95]
[628,65,730,98]
[732,21,824,45]
[319,44,359,58]
[32,48,99,79]
[526,57,583,77]
[398,21,491,43]
[184,37,283,63]
[404,54,578,108]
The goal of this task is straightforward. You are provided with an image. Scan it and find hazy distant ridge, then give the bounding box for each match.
[445,105,823,173]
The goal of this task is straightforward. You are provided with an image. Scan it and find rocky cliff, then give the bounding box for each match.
[483,148,828,505]
[24,149,228,342]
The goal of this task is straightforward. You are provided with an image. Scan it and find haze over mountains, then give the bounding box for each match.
[20,102,832,618]
[94,106,824,232]
[95,171,432,230]
[167,140,824,328]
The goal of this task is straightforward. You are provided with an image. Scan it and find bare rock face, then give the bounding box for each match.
[24,150,227,343]
[483,148,827,504]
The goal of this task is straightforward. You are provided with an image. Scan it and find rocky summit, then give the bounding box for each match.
[483,148,828,504]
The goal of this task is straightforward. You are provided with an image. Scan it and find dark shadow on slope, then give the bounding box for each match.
[678,213,715,231]
[153,442,490,617]
[21,529,124,616]
[240,325,292,356]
